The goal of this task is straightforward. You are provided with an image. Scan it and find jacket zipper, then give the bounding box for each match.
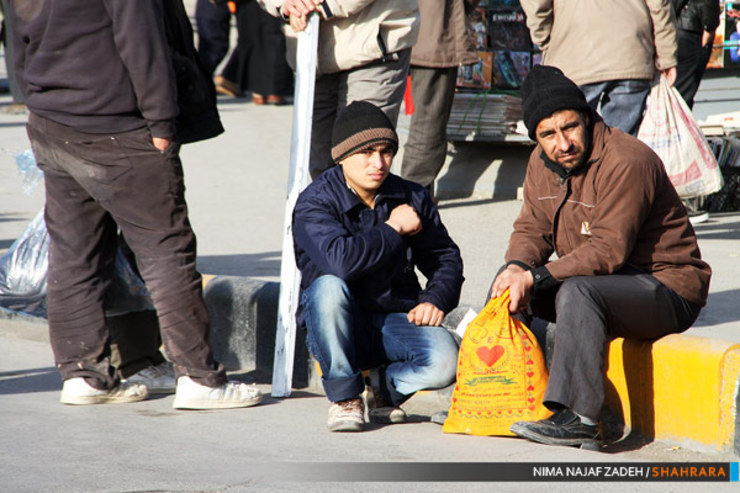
[552,176,571,256]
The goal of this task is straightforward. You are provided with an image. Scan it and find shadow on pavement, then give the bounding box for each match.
[693,288,740,326]
[0,366,60,395]
[198,251,281,277]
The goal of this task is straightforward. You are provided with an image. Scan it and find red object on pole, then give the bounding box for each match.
[404,75,414,115]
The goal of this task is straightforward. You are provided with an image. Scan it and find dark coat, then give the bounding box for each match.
[163,0,224,144]
[672,0,721,34]
[292,166,464,325]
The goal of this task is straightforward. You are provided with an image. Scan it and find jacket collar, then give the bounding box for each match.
[324,165,407,213]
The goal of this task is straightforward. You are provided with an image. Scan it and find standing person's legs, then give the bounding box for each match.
[247,0,292,99]
[310,73,341,179]
[30,115,226,389]
[218,1,248,97]
[28,124,121,390]
[543,273,699,422]
[675,28,712,110]
[400,66,457,192]
[344,49,411,127]
[579,81,608,117]
[594,79,651,136]
[195,0,231,77]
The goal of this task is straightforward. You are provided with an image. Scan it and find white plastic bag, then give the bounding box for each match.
[637,76,723,198]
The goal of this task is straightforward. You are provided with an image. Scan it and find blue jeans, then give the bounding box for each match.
[302,275,459,405]
[579,79,651,136]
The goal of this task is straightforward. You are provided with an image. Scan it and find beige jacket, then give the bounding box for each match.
[259,0,419,75]
[520,0,678,85]
[410,0,478,68]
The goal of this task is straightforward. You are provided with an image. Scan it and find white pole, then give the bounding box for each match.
[272,13,319,397]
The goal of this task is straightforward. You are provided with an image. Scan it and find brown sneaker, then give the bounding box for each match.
[363,384,407,424]
[327,397,365,432]
[213,75,244,98]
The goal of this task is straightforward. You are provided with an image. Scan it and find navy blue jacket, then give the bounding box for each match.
[293,166,464,325]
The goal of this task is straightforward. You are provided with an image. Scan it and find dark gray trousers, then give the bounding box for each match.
[27,113,226,390]
[400,66,457,189]
[528,269,700,421]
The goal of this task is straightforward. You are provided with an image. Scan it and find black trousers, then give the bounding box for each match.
[675,28,713,110]
[527,268,700,421]
[27,113,226,390]
[221,0,292,96]
[195,0,231,76]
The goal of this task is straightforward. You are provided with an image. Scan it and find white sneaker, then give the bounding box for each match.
[327,397,365,432]
[172,376,263,410]
[123,362,176,393]
[60,377,148,405]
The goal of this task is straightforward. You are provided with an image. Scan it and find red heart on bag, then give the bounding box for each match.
[528,398,535,403]
[476,345,505,366]
[524,346,531,351]
[526,359,534,365]
[527,385,535,391]
[452,398,457,403]
[527,371,534,378]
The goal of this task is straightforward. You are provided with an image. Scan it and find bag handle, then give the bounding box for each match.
[483,289,511,318]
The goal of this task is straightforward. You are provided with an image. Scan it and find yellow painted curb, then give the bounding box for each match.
[202,274,216,287]
[605,334,740,453]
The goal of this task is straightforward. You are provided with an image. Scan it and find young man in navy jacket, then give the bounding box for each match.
[293,101,464,432]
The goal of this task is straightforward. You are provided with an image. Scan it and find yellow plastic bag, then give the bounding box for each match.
[443,290,552,436]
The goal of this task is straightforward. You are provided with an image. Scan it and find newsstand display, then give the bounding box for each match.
[447,0,539,143]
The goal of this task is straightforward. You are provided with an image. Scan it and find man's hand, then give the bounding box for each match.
[289,13,307,32]
[385,204,422,236]
[702,30,716,48]
[281,0,321,17]
[662,66,677,86]
[490,264,534,314]
[407,302,444,327]
[152,137,171,152]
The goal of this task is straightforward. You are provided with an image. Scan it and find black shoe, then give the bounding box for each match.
[510,409,602,450]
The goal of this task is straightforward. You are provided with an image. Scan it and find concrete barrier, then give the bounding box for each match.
[604,334,740,455]
[203,275,317,389]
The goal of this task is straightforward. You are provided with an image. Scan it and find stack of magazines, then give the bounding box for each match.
[446,91,529,143]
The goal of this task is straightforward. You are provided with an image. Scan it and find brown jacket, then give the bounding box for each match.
[410,0,478,68]
[506,119,711,306]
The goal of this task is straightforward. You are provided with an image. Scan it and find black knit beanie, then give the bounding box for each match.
[521,65,593,140]
[331,101,399,163]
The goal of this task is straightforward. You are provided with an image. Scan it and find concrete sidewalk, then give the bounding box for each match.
[2,45,740,493]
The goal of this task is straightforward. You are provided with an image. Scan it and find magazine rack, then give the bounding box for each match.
[446,0,536,144]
